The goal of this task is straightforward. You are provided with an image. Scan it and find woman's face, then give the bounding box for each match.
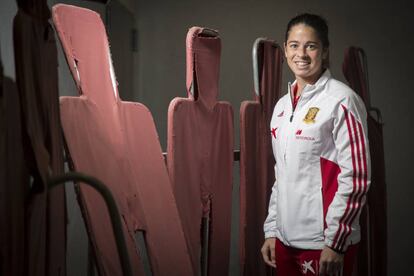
[284,24,328,84]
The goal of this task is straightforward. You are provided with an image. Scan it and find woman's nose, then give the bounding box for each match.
[297,45,307,57]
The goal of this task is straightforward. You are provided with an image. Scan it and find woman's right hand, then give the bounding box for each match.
[261,238,276,268]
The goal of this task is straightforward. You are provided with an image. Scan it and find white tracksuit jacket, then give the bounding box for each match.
[264,69,371,253]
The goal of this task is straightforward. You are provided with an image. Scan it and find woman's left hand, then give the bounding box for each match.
[319,246,344,275]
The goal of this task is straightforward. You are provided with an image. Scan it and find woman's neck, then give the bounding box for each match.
[294,69,325,96]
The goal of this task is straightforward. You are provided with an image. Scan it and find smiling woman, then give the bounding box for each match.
[284,15,329,98]
[284,23,327,92]
[261,13,371,276]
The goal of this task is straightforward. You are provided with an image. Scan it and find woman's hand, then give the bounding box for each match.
[261,238,276,268]
[319,246,344,275]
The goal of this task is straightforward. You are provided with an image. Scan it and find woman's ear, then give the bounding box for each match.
[322,48,329,59]
[322,48,330,68]
[284,42,288,58]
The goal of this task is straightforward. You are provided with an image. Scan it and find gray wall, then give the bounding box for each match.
[1,0,413,275]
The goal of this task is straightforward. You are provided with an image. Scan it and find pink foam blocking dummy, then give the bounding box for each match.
[167,27,234,275]
[13,1,67,275]
[343,47,387,276]
[52,4,194,276]
[0,60,27,276]
[343,47,371,108]
[239,39,283,276]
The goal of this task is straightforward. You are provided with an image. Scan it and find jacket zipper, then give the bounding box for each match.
[285,83,305,164]
[289,82,302,122]
[284,83,297,164]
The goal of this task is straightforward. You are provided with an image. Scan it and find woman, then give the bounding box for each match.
[261,13,370,276]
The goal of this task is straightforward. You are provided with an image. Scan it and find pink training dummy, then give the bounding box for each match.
[52,4,194,276]
[167,27,234,276]
[239,38,283,276]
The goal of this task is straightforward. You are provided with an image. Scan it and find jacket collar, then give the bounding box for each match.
[288,69,331,98]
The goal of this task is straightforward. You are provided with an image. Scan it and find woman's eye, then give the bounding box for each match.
[290,44,298,49]
[306,44,317,50]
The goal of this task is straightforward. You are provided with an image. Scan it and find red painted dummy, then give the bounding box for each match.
[343,47,387,276]
[52,4,193,276]
[167,27,234,275]
[0,59,28,276]
[13,1,67,275]
[239,38,283,276]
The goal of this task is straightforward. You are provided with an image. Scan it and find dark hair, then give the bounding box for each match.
[285,13,329,49]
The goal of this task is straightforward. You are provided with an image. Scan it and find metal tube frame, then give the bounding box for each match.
[48,172,133,276]
[357,48,382,123]
[252,38,280,97]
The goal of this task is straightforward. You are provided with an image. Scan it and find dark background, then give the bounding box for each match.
[1,0,412,275]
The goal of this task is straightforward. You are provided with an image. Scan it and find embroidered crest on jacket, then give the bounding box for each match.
[303,107,320,124]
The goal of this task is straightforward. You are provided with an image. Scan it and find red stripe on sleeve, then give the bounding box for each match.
[336,113,364,250]
[338,119,368,249]
[332,105,358,250]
